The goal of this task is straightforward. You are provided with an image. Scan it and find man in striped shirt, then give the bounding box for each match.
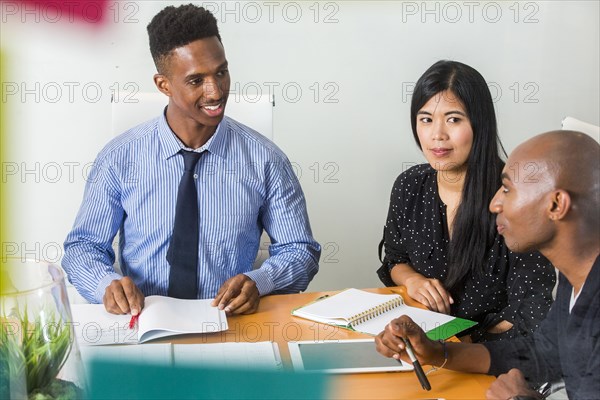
[63,4,320,316]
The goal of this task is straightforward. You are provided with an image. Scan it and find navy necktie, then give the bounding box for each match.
[167,150,203,299]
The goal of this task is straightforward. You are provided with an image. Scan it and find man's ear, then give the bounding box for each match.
[548,189,571,221]
[154,74,171,97]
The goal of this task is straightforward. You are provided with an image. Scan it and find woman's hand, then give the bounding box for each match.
[404,274,454,314]
[391,263,454,314]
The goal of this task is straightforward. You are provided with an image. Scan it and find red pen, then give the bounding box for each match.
[128,313,139,329]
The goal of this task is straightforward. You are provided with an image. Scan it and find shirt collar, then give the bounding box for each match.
[157,109,229,160]
[204,116,228,159]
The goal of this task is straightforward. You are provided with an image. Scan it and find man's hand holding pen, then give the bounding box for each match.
[376,315,443,366]
[376,315,442,390]
[103,276,145,316]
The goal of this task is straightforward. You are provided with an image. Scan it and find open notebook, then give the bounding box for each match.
[292,288,475,340]
[71,296,227,345]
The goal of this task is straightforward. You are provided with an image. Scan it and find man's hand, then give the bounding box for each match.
[211,274,259,315]
[404,274,454,314]
[486,369,542,400]
[375,315,444,366]
[103,276,145,315]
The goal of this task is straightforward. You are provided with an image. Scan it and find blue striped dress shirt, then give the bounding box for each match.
[63,114,320,303]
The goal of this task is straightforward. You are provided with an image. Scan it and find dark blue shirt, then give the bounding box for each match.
[485,256,600,399]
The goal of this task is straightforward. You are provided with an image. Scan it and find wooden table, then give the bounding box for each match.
[169,287,494,399]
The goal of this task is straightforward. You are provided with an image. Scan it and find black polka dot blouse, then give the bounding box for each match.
[379,164,556,342]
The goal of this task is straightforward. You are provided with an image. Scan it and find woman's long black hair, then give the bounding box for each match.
[410,60,506,290]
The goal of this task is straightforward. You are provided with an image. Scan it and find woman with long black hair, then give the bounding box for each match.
[378,60,556,341]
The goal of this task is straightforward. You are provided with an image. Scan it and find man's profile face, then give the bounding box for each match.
[160,36,230,129]
[489,148,555,253]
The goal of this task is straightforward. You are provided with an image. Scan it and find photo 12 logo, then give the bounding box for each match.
[1,242,63,264]
[401,81,540,104]
[400,1,540,24]
[199,1,340,24]
[228,81,340,104]
[1,1,140,24]
[1,81,139,104]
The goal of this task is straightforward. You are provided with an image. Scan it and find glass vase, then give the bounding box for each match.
[1,258,85,399]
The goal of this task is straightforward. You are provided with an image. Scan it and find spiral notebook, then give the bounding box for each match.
[292,288,476,340]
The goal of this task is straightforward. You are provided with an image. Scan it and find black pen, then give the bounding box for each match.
[402,337,431,391]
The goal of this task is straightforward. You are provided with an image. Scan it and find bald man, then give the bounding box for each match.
[375,131,600,400]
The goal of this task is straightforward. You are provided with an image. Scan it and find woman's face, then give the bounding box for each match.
[416,90,474,175]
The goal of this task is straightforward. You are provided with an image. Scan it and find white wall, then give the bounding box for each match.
[2,1,599,292]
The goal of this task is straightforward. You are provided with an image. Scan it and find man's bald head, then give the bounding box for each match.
[511,130,600,230]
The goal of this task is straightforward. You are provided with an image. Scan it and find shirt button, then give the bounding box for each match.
[193,174,198,179]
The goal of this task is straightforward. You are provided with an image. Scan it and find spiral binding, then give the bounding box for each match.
[348,296,404,327]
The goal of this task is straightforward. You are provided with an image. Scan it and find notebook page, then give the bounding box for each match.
[79,343,173,366]
[139,296,228,342]
[354,304,455,335]
[75,343,172,384]
[172,342,283,371]
[294,289,401,323]
[71,304,138,345]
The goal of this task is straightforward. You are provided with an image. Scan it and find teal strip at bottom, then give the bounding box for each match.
[88,360,329,400]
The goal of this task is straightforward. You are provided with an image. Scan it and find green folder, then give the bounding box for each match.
[425,317,477,340]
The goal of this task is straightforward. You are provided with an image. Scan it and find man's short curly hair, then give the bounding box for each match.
[147,4,222,75]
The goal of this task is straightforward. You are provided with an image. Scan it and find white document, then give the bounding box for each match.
[172,342,283,370]
[355,304,455,335]
[71,296,228,345]
[79,342,283,371]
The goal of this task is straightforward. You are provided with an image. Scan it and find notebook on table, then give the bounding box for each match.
[71,296,228,345]
[291,288,475,340]
[79,342,283,371]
